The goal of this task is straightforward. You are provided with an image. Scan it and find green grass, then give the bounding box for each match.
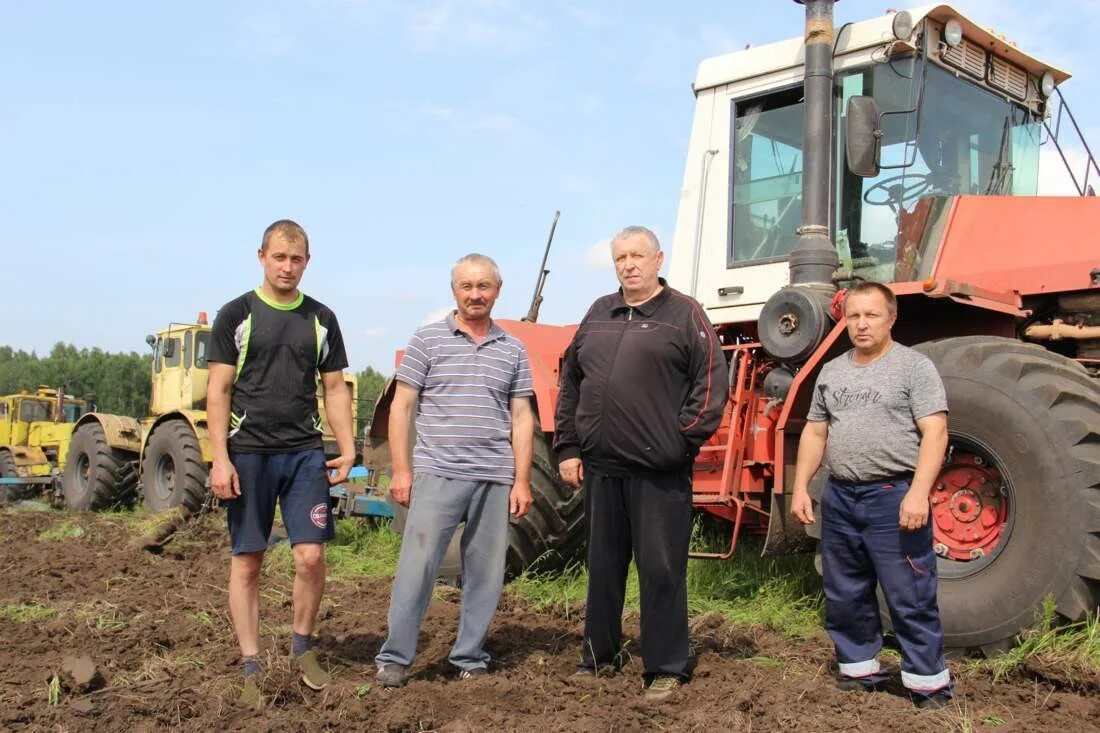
[684,536,823,638]
[509,531,824,638]
[985,595,1100,687]
[1,603,57,622]
[45,674,60,706]
[508,562,590,620]
[327,519,402,578]
[37,520,86,541]
[186,610,215,628]
[265,518,402,581]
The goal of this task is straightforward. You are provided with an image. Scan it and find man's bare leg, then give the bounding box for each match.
[229,551,265,656]
[292,542,326,636]
[290,542,330,689]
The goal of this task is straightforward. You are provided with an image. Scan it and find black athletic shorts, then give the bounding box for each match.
[225,449,335,554]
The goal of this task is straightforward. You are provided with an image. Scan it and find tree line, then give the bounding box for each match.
[0,343,152,416]
[1,343,391,434]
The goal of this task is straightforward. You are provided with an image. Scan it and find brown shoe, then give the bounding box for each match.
[295,650,332,690]
[239,676,263,709]
[644,675,681,702]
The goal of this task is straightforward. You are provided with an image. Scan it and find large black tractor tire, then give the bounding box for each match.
[141,421,209,514]
[0,450,19,503]
[62,423,139,511]
[0,451,15,478]
[912,336,1100,651]
[505,426,586,576]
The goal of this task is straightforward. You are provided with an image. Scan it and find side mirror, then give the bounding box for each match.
[845,96,883,178]
[163,340,176,359]
[145,334,157,350]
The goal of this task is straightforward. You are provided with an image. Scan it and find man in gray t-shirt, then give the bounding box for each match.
[791,282,953,710]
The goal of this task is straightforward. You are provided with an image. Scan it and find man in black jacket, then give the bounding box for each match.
[555,225,728,701]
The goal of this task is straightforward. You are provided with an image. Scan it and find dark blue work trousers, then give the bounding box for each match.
[821,476,952,696]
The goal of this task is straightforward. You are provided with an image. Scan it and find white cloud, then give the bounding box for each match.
[562,5,604,28]
[240,13,295,57]
[1039,144,1095,196]
[466,113,517,132]
[406,0,545,53]
[419,102,518,134]
[419,306,453,326]
[581,238,613,269]
[422,104,456,120]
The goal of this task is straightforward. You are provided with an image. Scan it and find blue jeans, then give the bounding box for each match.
[821,476,952,697]
[376,473,509,671]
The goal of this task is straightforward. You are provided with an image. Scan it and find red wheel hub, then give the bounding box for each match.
[929,453,1007,561]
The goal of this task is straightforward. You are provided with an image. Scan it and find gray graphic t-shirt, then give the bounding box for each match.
[806,343,947,482]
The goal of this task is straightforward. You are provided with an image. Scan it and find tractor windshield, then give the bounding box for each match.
[62,403,85,422]
[18,399,51,423]
[835,58,1041,282]
[727,57,1041,280]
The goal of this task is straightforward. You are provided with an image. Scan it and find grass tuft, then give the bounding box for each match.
[327,519,402,579]
[1,603,57,623]
[37,520,86,541]
[263,519,402,581]
[45,675,60,706]
[986,595,1100,689]
[684,536,823,638]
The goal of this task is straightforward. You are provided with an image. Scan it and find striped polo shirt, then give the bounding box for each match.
[396,313,534,484]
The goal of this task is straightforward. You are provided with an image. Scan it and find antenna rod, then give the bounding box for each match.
[522,210,560,323]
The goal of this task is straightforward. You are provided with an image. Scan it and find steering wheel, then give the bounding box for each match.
[862,173,934,213]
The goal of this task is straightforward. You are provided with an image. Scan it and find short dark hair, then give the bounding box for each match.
[843,280,897,316]
[261,219,309,254]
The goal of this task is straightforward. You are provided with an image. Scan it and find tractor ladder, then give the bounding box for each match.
[1044,86,1100,196]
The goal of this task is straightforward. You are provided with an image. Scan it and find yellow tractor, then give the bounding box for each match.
[0,386,92,500]
[62,314,357,513]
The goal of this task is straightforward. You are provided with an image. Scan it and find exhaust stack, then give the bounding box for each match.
[790,0,840,287]
[757,0,840,368]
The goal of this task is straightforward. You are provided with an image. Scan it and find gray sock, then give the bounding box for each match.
[242,655,262,678]
[292,632,312,657]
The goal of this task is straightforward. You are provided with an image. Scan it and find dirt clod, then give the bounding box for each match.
[61,654,104,692]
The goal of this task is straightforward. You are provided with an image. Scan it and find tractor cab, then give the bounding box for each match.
[668,5,1068,323]
[0,394,51,447]
[0,387,88,444]
[146,314,212,416]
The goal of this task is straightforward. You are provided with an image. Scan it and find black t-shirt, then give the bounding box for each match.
[208,288,348,453]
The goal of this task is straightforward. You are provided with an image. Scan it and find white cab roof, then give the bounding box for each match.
[694,4,1069,93]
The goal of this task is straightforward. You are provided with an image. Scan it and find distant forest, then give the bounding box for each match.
[0,344,389,434]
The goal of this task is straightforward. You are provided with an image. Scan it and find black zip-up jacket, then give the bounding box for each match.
[554,280,729,475]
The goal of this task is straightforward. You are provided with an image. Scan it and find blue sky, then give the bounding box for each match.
[2,1,1096,372]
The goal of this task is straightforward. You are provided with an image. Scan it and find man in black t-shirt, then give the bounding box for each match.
[207,219,355,708]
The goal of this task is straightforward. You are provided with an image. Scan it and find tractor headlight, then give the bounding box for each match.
[892,10,915,41]
[1040,71,1056,98]
[944,18,963,47]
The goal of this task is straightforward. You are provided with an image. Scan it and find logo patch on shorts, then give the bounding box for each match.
[310,503,328,529]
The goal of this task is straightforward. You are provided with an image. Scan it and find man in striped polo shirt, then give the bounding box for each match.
[375,253,534,687]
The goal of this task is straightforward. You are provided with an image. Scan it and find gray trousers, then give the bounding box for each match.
[376,473,509,670]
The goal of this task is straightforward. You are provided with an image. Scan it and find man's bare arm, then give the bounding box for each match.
[387,382,419,507]
[207,363,239,499]
[509,396,534,517]
[790,420,829,525]
[899,411,948,531]
[320,370,356,485]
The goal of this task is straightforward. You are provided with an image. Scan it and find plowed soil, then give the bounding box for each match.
[1,506,1098,732]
